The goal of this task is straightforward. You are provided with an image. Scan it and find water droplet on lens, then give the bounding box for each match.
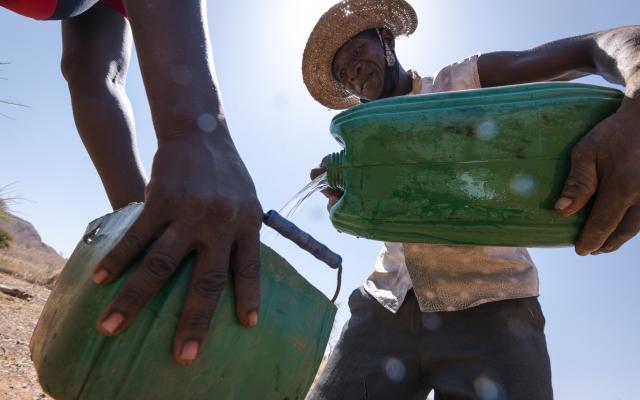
[474,375,503,400]
[384,357,406,383]
[475,120,499,141]
[510,173,537,196]
[170,65,193,86]
[422,313,442,331]
[197,113,218,133]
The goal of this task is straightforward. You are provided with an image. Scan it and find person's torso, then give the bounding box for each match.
[364,55,539,313]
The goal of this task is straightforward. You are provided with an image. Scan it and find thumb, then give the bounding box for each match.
[555,144,598,217]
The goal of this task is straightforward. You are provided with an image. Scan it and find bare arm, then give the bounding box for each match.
[480,26,640,255]
[62,4,146,209]
[92,0,263,365]
[477,25,640,93]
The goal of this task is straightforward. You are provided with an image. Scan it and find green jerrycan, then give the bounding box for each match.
[30,204,336,400]
[326,82,623,247]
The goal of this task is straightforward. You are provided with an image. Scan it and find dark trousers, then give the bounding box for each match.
[307,287,553,400]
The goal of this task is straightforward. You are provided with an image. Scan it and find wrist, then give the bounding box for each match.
[156,111,234,147]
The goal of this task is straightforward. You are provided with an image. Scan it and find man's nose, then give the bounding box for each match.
[348,62,362,83]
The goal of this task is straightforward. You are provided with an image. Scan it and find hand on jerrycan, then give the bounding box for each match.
[555,95,640,255]
[311,155,344,212]
[91,136,263,366]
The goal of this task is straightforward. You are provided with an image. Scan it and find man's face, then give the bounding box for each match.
[332,30,387,101]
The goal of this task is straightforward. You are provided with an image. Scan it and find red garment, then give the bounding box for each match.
[1,0,57,19]
[0,0,126,20]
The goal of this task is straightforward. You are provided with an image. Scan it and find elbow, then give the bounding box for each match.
[60,45,84,85]
[61,48,125,91]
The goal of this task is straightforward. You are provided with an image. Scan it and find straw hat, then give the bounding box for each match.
[302,0,418,110]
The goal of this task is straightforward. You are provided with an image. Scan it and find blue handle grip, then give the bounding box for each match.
[262,210,342,302]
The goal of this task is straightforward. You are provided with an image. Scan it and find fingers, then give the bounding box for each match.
[596,204,640,253]
[310,155,332,180]
[321,188,344,200]
[173,238,233,365]
[321,188,344,211]
[555,143,598,217]
[96,226,190,336]
[310,166,326,181]
[93,205,166,284]
[231,231,261,328]
[574,183,630,256]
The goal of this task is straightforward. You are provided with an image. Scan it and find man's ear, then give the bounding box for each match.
[380,28,396,51]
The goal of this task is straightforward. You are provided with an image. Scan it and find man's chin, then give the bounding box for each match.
[361,86,383,102]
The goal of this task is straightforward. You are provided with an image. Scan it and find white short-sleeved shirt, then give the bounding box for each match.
[363,55,540,313]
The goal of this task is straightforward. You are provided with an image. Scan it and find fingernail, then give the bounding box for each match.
[245,311,258,328]
[179,341,199,364]
[555,197,573,211]
[591,251,602,256]
[100,313,124,335]
[93,269,109,284]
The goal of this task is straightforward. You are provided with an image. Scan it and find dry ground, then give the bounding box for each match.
[0,272,51,400]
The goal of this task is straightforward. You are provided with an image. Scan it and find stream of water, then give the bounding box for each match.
[261,172,329,244]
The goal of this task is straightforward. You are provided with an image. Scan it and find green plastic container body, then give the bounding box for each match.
[326,82,623,247]
[30,204,336,400]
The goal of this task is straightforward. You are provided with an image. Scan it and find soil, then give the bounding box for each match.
[0,272,52,400]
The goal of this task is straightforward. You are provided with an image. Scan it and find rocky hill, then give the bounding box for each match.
[0,210,60,398]
[0,213,65,286]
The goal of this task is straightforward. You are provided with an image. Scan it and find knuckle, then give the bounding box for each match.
[144,252,178,280]
[194,270,227,300]
[310,168,322,180]
[571,140,594,161]
[611,226,639,243]
[205,200,240,234]
[563,177,595,196]
[600,243,620,253]
[113,232,144,260]
[211,198,238,222]
[183,310,214,332]
[235,261,261,281]
[586,220,613,237]
[121,286,147,307]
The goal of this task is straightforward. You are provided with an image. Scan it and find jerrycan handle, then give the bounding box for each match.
[263,210,342,303]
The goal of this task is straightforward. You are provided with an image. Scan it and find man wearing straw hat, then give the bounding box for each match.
[304,0,640,398]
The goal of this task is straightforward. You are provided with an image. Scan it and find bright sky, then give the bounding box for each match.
[1,1,639,398]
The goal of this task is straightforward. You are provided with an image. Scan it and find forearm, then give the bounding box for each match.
[478,25,640,91]
[67,81,147,209]
[122,0,231,145]
[478,34,596,87]
[61,6,146,210]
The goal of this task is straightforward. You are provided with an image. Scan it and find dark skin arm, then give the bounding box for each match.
[62,4,146,209]
[478,25,640,255]
[67,0,263,366]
